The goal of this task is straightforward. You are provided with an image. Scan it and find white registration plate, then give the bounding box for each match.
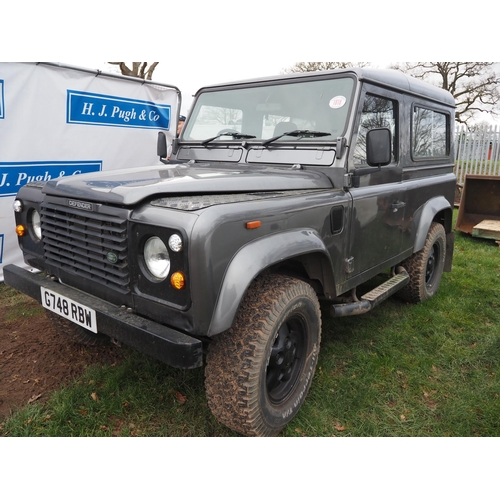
[41,287,98,333]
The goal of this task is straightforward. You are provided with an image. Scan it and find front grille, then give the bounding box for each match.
[40,201,130,292]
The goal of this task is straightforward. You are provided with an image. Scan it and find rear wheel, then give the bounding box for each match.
[398,222,446,303]
[45,310,109,346]
[205,274,321,436]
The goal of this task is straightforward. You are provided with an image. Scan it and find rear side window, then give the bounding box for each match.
[412,106,449,159]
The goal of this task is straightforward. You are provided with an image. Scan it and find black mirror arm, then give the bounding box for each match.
[351,166,381,188]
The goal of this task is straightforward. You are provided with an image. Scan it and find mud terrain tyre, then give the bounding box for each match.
[205,274,321,436]
[45,310,110,346]
[397,222,446,303]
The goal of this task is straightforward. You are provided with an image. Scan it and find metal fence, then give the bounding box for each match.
[454,124,500,184]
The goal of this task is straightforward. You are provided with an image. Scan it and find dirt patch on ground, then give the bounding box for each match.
[0,295,123,420]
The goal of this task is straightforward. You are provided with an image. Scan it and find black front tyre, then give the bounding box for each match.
[397,222,446,303]
[205,274,321,437]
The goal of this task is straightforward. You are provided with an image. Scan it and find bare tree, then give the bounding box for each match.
[108,62,159,80]
[284,62,370,74]
[201,106,242,126]
[391,62,500,125]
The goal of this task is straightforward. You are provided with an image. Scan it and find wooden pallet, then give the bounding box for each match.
[472,220,500,241]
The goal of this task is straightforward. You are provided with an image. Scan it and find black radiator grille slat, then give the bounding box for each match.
[44,243,128,274]
[43,232,127,256]
[42,223,128,247]
[40,202,130,292]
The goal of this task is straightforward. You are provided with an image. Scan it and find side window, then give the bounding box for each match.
[353,94,397,166]
[412,106,448,158]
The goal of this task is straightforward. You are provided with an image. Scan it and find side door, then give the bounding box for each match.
[346,85,407,283]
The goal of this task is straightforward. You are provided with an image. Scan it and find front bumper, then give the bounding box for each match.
[3,264,203,369]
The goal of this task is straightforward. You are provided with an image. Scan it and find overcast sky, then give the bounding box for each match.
[70,61,401,118]
[73,60,302,116]
[68,59,500,127]
[6,1,499,122]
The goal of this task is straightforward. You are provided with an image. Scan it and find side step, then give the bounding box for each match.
[330,270,410,318]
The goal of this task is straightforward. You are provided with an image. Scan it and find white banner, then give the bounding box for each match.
[0,62,180,281]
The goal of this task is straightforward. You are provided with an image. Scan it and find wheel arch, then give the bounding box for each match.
[207,229,333,336]
[412,196,453,253]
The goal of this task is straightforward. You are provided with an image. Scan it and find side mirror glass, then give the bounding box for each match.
[366,128,392,167]
[157,132,168,163]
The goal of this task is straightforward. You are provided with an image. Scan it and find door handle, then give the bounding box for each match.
[390,201,406,212]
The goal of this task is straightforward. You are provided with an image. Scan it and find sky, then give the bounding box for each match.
[73,60,301,116]
[6,1,499,123]
[71,60,500,126]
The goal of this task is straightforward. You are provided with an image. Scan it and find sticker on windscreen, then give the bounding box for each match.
[329,96,347,109]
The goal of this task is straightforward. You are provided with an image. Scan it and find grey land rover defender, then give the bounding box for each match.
[4,68,456,436]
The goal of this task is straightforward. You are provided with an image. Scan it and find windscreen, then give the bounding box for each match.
[183,76,355,143]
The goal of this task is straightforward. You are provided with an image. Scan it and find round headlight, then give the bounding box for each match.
[30,210,42,241]
[144,237,170,279]
[168,234,183,252]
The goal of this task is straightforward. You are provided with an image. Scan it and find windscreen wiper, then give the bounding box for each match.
[201,132,256,146]
[262,130,331,147]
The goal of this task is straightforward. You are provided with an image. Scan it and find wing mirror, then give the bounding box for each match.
[157,131,168,164]
[366,127,392,167]
[351,128,392,188]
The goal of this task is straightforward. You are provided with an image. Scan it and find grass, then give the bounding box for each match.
[1,211,499,437]
[3,354,229,437]
[1,280,46,323]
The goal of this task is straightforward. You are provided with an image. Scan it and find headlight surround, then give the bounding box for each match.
[143,236,170,280]
[132,223,190,308]
[29,209,42,241]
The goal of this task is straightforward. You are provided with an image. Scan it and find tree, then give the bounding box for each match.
[391,62,500,125]
[284,62,370,73]
[201,106,242,126]
[107,62,159,80]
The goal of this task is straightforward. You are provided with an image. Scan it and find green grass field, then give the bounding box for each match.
[2,214,499,437]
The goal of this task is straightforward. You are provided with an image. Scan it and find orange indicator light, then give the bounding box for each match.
[16,224,26,237]
[170,272,186,290]
[246,221,261,230]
